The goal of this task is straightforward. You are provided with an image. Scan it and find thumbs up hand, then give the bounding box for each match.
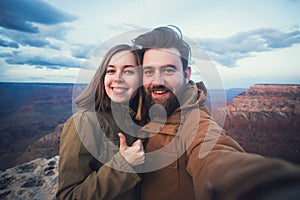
[118,133,145,166]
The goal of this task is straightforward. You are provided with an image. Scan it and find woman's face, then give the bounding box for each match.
[104,50,140,104]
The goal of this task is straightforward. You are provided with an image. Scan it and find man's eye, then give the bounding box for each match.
[144,70,154,76]
[163,68,176,75]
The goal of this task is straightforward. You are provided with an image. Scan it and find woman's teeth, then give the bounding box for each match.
[113,87,127,92]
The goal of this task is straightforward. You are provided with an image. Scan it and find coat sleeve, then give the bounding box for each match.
[185,110,300,200]
[56,114,141,200]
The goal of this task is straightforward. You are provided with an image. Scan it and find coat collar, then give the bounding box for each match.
[139,81,210,135]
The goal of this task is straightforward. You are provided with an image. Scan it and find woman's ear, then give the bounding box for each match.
[184,66,191,84]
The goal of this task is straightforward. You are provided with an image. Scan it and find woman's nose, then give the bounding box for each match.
[113,72,123,82]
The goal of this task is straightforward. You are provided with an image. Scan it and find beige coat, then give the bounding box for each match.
[56,106,141,200]
[139,82,300,200]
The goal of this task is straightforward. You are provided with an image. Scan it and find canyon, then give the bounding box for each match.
[0,83,300,199]
[213,84,300,163]
[1,83,299,171]
[0,83,73,170]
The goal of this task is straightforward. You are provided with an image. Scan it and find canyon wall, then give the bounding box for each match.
[213,84,300,163]
[0,83,73,170]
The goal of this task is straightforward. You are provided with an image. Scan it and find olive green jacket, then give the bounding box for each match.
[139,82,300,200]
[56,106,141,200]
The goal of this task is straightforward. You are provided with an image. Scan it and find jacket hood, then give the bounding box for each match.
[181,81,207,106]
[175,81,209,114]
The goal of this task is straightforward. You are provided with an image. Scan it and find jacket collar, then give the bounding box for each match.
[108,102,137,118]
[143,81,209,125]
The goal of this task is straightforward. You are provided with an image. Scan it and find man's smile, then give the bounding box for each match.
[150,86,171,98]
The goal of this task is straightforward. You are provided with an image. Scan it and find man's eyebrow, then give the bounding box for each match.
[142,65,153,69]
[161,64,177,69]
[143,64,177,69]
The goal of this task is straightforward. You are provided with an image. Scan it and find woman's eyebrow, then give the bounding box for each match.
[123,65,135,69]
[107,64,135,68]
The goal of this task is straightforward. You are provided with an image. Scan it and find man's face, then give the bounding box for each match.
[142,48,191,115]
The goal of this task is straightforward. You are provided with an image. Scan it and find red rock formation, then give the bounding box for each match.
[213,84,300,163]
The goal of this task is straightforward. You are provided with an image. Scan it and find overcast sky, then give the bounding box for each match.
[0,0,299,88]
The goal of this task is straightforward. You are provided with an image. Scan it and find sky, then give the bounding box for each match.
[0,0,300,89]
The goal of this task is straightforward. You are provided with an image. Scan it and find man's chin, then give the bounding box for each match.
[146,95,179,117]
[152,97,167,105]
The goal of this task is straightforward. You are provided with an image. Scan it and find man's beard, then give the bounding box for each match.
[145,85,181,118]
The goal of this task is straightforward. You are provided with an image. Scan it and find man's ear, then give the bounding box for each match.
[184,66,191,84]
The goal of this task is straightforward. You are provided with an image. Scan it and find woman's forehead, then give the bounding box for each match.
[109,50,135,64]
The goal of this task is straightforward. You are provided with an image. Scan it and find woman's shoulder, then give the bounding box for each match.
[72,108,118,132]
[72,109,103,123]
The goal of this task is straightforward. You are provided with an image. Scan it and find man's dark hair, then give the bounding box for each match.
[132,25,191,70]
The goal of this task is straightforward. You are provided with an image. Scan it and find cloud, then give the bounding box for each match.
[0,0,80,71]
[71,44,97,59]
[4,51,82,69]
[0,52,12,57]
[0,38,19,48]
[0,0,77,33]
[197,27,300,67]
[0,0,77,51]
[0,24,73,50]
[108,23,143,33]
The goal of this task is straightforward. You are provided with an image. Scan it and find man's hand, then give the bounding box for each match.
[118,133,145,166]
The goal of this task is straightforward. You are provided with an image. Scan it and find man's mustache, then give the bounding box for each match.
[149,86,171,93]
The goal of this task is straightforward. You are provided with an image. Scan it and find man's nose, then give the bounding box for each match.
[152,72,164,85]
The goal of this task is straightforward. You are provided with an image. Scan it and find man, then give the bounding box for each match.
[133,26,300,200]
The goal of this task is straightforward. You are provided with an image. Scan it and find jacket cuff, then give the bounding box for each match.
[106,152,139,174]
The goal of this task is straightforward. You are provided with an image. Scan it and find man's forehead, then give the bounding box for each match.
[144,47,180,57]
[143,48,182,66]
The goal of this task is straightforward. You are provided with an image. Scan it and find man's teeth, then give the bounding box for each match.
[153,90,166,94]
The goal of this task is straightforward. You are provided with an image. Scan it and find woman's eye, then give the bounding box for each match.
[124,70,135,75]
[106,69,115,74]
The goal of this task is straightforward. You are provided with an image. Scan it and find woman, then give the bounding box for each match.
[56,44,144,200]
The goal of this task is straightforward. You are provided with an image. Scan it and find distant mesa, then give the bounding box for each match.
[213,84,300,163]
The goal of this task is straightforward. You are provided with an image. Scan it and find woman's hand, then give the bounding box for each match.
[118,133,145,166]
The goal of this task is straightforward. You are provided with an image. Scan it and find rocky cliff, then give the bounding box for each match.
[0,156,58,200]
[213,84,300,163]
